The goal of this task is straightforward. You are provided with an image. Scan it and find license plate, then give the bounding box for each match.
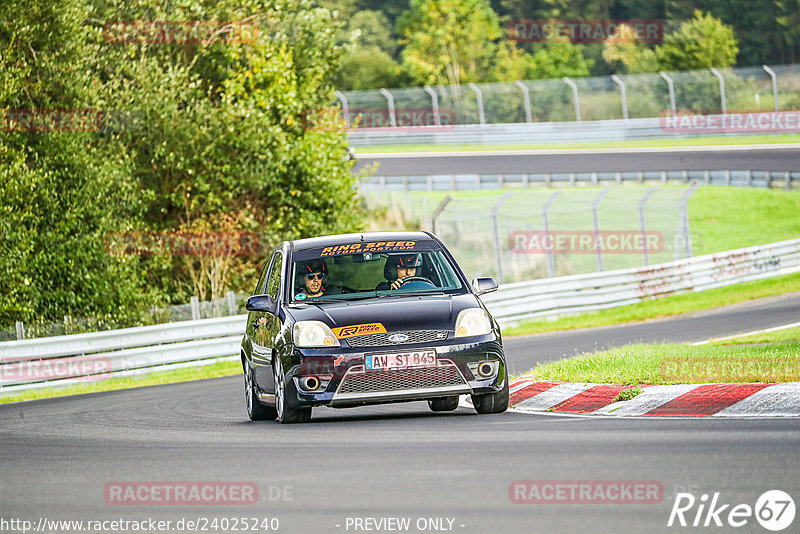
[365,350,437,370]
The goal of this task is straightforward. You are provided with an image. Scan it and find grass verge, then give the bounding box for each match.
[518,324,800,385]
[354,134,800,154]
[0,360,241,404]
[502,271,800,336]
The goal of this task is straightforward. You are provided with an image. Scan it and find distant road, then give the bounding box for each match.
[353,144,800,175]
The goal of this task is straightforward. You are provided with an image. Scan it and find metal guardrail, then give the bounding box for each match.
[360,169,800,192]
[481,238,800,324]
[2,238,798,394]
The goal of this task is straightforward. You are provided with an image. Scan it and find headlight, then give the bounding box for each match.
[293,321,340,348]
[454,308,492,338]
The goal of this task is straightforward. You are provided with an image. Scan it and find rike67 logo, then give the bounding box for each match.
[668,490,796,531]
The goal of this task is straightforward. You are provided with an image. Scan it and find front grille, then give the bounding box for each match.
[345,330,448,348]
[337,365,465,394]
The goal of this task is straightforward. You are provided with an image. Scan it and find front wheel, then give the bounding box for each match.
[274,362,312,424]
[428,396,459,412]
[471,373,509,414]
[244,362,276,421]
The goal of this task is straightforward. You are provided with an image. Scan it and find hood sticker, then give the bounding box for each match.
[332,323,387,338]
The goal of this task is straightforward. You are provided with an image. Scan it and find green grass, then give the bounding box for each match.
[354,133,800,153]
[0,360,242,404]
[503,271,800,336]
[517,318,800,385]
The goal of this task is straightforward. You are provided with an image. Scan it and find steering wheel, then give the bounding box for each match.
[399,276,436,287]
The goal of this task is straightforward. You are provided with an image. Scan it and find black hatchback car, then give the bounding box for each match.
[241,231,508,423]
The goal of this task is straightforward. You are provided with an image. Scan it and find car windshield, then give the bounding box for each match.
[290,240,464,302]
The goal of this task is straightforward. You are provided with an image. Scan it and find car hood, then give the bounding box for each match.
[285,293,480,332]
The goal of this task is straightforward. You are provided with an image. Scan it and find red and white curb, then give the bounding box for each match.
[508,378,800,417]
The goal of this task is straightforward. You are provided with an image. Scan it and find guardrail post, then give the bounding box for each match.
[334,90,349,127]
[638,187,657,266]
[762,65,779,112]
[592,188,609,272]
[562,77,581,122]
[611,75,629,120]
[15,321,25,340]
[431,195,452,234]
[514,81,532,123]
[467,83,486,125]
[491,193,512,283]
[423,85,441,126]
[226,291,237,315]
[542,191,562,277]
[190,296,200,321]
[379,88,397,127]
[710,68,727,115]
[659,72,677,115]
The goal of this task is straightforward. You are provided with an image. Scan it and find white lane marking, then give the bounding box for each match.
[691,321,800,346]
[514,382,595,411]
[593,384,701,416]
[361,143,800,159]
[713,383,800,417]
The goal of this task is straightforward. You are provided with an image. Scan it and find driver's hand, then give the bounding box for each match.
[390,279,404,290]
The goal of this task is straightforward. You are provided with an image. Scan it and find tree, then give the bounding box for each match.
[656,10,738,71]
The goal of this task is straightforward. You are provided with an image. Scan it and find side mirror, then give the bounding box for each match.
[471,277,498,295]
[246,294,277,314]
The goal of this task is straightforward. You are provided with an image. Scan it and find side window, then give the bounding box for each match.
[254,260,269,295]
[266,251,284,300]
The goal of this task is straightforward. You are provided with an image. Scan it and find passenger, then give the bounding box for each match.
[376,253,422,291]
[297,259,328,299]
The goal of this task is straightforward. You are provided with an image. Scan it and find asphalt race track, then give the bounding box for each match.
[353,145,800,175]
[2,294,799,534]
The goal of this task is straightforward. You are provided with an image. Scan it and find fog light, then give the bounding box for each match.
[468,360,499,380]
[477,362,495,378]
[295,374,332,393]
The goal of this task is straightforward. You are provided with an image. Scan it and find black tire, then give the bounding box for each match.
[428,396,459,412]
[244,362,276,421]
[471,372,509,414]
[274,362,312,424]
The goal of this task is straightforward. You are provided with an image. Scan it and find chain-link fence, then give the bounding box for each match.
[364,186,697,284]
[338,64,800,127]
[1,292,249,342]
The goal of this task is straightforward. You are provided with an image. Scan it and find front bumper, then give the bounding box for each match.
[283,336,505,409]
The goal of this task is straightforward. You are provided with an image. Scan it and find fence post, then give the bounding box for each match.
[423,85,441,126]
[638,187,657,266]
[659,72,677,115]
[710,68,727,115]
[226,291,237,315]
[430,195,452,235]
[334,90,349,127]
[762,65,779,112]
[467,83,486,125]
[15,321,25,340]
[611,75,629,120]
[379,88,397,127]
[542,190,562,277]
[562,77,581,122]
[514,81,532,123]
[591,188,609,272]
[490,193,512,283]
[190,296,200,321]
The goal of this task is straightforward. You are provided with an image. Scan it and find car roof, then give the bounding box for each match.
[289,231,435,250]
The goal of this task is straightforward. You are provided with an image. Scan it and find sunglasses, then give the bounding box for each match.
[305,272,324,280]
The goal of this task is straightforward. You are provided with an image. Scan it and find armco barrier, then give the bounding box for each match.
[482,238,800,324]
[1,238,798,395]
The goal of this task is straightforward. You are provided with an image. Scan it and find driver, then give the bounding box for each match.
[296,259,328,299]
[376,253,422,291]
